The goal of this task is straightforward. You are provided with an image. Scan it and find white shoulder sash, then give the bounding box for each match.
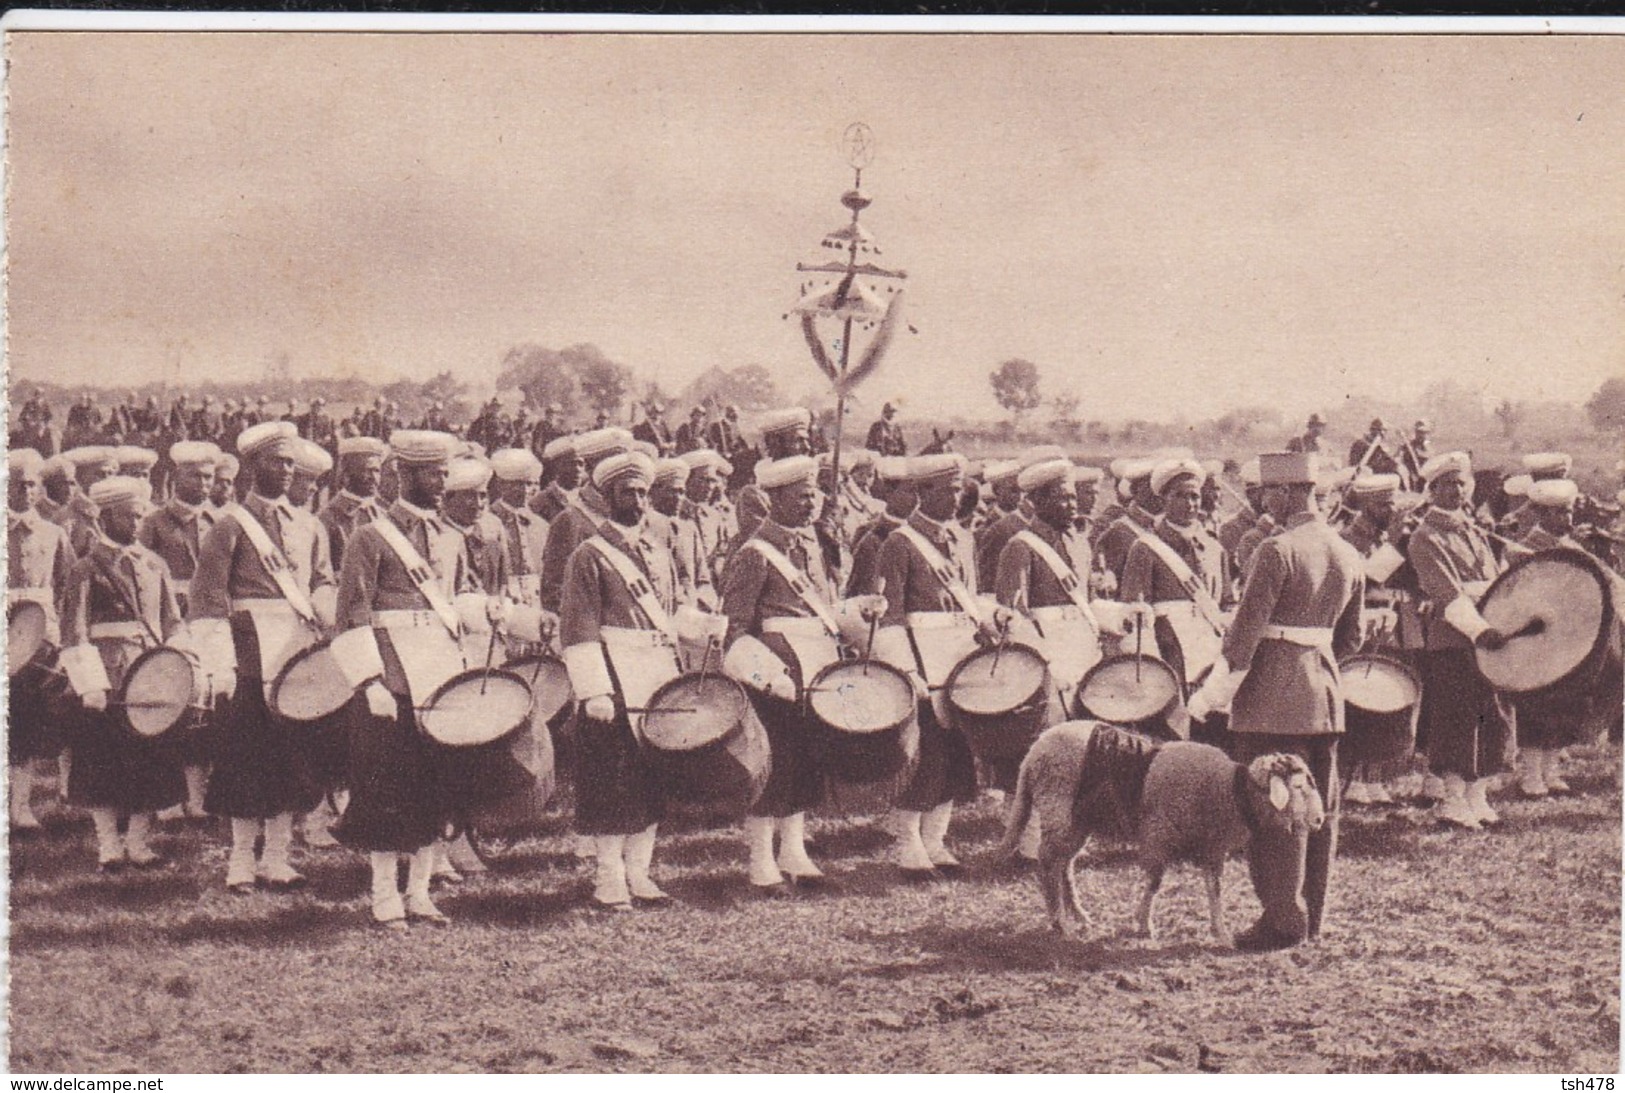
[225,506,318,626]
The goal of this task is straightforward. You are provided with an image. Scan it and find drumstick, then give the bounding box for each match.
[864,578,888,674]
[479,626,502,696]
[1134,609,1144,683]
[698,636,715,687]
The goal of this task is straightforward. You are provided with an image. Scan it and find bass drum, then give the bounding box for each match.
[8,600,50,678]
[808,658,919,785]
[1339,652,1420,769]
[642,673,771,812]
[1073,654,1185,742]
[1476,547,1614,697]
[945,642,1052,763]
[117,645,210,742]
[465,655,567,839]
[418,668,537,812]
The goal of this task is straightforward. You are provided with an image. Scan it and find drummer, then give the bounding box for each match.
[539,427,634,614]
[37,454,75,525]
[137,440,222,821]
[1094,457,1161,587]
[1119,458,1230,693]
[318,436,388,569]
[558,451,678,910]
[678,448,736,588]
[190,421,335,894]
[442,455,510,610]
[210,452,240,511]
[1335,472,1410,806]
[649,457,713,610]
[1507,478,1587,798]
[534,435,585,523]
[847,457,916,598]
[332,429,491,929]
[1185,451,1364,951]
[995,457,1147,702]
[1404,450,1514,830]
[57,476,187,871]
[488,448,548,606]
[735,408,815,545]
[60,446,119,557]
[720,455,877,894]
[839,448,884,545]
[871,453,994,877]
[8,448,77,832]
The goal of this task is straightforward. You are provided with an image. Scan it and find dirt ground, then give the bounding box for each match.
[8,752,1620,1075]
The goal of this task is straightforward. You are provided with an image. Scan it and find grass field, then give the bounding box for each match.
[8,752,1620,1075]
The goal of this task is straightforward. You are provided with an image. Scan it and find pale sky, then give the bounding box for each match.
[7,30,1623,421]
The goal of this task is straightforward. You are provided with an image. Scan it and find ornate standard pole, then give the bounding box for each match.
[789,123,909,583]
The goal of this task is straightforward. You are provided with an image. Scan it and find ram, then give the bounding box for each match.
[995,720,1325,945]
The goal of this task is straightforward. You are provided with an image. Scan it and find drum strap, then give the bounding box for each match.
[368,517,464,639]
[1011,530,1101,633]
[894,525,982,619]
[587,537,675,637]
[1126,524,1227,636]
[225,506,319,628]
[743,540,841,638]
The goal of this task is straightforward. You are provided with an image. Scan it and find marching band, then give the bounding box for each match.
[6,397,1624,951]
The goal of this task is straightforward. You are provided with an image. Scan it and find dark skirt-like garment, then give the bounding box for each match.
[65,706,186,813]
[1419,648,1514,780]
[8,667,68,763]
[747,690,827,818]
[335,695,447,853]
[300,694,357,794]
[894,697,978,812]
[204,680,322,819]
[572,706,663,836]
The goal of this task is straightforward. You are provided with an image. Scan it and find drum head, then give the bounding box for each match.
[1478,548,1611,694]
[947,644,1048,716]
[810,660,914,735]
[1078,655,1180,724]
[271,642,353,724]
[643,675,748,752]
[7,601,48,677]
[507,655,574,726]
[1339,655,1419,714]
[121,647,196,739]
[420,670,533,747]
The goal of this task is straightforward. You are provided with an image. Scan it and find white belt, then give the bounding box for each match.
[89,621,148,641]
[906,611,977,631]
[9,587,51,604]
[231,598,296,614]
[1152,600,1198,619]
[1262,624,1335,650]
[763,616,833,639]
[373,609,449,630]
[601,625,677,650]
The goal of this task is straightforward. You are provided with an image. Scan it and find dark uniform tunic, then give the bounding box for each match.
[317,490,383,571]
[1094,503,1158,589]
[62,539,186,812]
[559,522,675,835]
[1406,507,1513,781]
[1120,516,1228,689]
[720,519,838,817]
[539,485,609,613]
[334,499,478,851]
[874,512,980,811]
[190,493,331,819]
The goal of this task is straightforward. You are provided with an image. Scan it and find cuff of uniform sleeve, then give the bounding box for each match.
[59,643,112,697]
[331,626,386,689]
[723,635,795,698]
[1442,594,1491,642]
[563,642,614,700]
